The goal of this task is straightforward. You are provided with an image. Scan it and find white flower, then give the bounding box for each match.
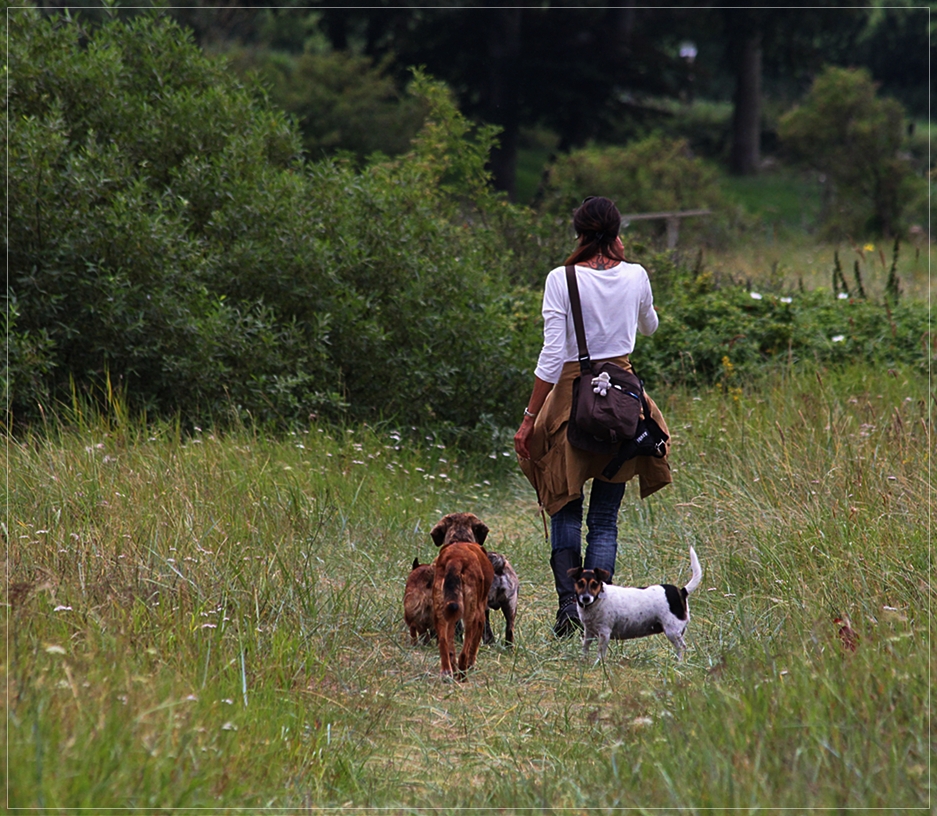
[750,292,763,300]
[780,297,792,303]
[838,292,849,300]
[832,335,845,343]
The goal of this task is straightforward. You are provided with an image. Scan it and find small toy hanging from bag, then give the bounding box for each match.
[591,371,611,396]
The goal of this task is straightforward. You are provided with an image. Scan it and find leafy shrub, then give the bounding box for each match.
[599,98,736,165]
[225,47,427,161]
[538,136,733,247]
[632,248,930,389]
[778,66,926,238]
[6,10,928,438]
[4,11,539,434]
[5,10,306,422]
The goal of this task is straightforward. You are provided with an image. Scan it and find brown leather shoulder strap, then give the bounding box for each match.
[565,264,591,373]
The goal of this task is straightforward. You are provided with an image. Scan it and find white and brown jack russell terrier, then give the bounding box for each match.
[569,546,702,663]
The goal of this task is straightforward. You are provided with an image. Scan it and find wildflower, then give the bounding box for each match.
[863,243,875,252]
[832,335,845,343]
[780,297,792,304]
[838,292,849,300]
[750,292,763,300]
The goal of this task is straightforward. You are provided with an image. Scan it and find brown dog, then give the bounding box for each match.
[403,557,436,644]
[430,513,494,681]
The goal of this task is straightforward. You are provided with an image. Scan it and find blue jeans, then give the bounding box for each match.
[550,479,625,578]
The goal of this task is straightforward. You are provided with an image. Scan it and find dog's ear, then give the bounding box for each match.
[430,517,449,547]
[567,567,583,580]
[411,556,420,570]
[594,568,611,583]
[472,519,489,546]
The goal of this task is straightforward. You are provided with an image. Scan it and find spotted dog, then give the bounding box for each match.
[570,547,702,662]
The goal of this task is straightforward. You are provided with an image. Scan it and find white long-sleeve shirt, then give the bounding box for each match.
[534,261,659,384]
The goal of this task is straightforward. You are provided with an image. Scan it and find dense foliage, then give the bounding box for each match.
[224,45,427,161]
[4,10,930,438]
[4,10,540,432]
[634,249,930,388]
[778,66,926,238]
[539,135,733,247]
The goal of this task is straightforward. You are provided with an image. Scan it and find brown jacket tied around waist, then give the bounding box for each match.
[518,356,672,516]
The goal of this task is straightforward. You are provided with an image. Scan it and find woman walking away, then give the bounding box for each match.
[514,196,672,637]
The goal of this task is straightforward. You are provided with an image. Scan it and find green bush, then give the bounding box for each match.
[778,66,925,238]
[5,10,306,421]
[538,136,734,247]
[6,10,928,438]
[224,47,427,161]
[4,10,539,433]
[632,248,930,389]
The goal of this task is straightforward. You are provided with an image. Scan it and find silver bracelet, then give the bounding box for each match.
[523,408,537,419]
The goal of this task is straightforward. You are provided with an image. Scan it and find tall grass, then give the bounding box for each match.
[688,233,933,304]
[4,361,931,810]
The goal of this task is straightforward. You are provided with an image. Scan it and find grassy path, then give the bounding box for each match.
[5,363,931,811]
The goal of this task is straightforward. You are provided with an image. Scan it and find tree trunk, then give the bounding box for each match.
[730,30,762,176]
[486,8,522,200]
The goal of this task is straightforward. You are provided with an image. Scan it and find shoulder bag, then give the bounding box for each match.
[564,264,668,474]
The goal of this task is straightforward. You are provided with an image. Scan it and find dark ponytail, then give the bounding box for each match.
[565,196,626,266]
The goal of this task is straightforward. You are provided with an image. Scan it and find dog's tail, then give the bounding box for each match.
[442,563,463,620]
[685,546,702,595]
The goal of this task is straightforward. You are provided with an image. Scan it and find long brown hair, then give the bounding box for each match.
[564,196,626,265]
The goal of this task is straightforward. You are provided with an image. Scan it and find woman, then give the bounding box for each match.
[514,196,672,637]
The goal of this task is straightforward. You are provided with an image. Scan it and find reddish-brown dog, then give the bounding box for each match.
[403,557,436,644]
[430,513,494,681]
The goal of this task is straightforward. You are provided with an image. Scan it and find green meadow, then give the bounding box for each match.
[5,360,931,812]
